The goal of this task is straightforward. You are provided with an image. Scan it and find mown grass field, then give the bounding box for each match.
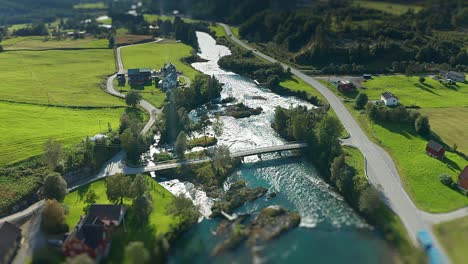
[121,42,199,80]
[1,36,108,50]
[434,216,468,264]
[73,2,106,10]
[362,75,468,108]
[420,107,468,155]
[322,75,468,212]
[0,49,122,107]
[353,0,423,15]
[0,102,122,166]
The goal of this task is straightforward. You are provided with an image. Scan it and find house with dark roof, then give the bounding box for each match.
[63,205,125,263]
[426,140,445,159]
[336,80,355,93]
[0,221,22,264]
[458,166,468,191]
[380,91,398,106]
[128,68,153,86]
[442,71,466,83]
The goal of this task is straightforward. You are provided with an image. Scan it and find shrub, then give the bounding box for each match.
[439,174,454,187]
[355,93,368,109]
[419,76,425,83]
[414,115,430,136]
[42,173,67,202]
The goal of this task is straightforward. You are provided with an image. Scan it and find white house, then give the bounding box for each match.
[162,72,177,90]
[443,71,466,83]
[381,91,398,106]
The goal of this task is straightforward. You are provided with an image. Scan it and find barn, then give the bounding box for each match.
[425,140,445,159]
[458,166,468,191]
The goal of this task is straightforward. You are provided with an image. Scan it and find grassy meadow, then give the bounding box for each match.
[73,2,106,10]
[121,41,199,80]
[353,0,423,15]
[0,49,122,107]
[1,36,108,50]
[434,216,468,264]
[0,102,122,166]
[114,79,166,108]
[322,75,468,212]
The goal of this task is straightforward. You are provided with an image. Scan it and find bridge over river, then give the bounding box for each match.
[142,142,308,173]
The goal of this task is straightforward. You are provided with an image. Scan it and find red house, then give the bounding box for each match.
[458,166,468,191]
[336,80,356,92]
[425,140,445,159]
[63,205,125,263]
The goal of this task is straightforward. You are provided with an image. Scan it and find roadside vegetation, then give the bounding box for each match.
[321,75,468,212]
[434,216,468,264]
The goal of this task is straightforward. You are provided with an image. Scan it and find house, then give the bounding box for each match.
[0,221,22,264]
[380,91,399,106]
[442,71,466,83]
[128,68,153,86]
[159,63,178,91]
[458,166,468,191]
[63,205,125,263]
[426,140,445,159]
[336,80,356,92]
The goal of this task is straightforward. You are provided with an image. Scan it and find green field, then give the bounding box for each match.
[0,49,122,107]
[209,24,228,38]
[322,75,468,212]
[421,107,468,155]
[354,0,423,15]
[73,2,106,10]
[121,42,199,80]
[0,102,122,166]
[362,75,468,108]
[434,216,468,264]
[1,36,108,50]
[143,14,175,23]
[280,76,326,102]
[343,146,366,179]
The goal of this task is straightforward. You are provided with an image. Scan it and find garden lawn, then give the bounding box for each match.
[420,107,468,155]
[0,49,123,107]
[362,75,468,108]
[121,42,199,81]
[113,80,166,108]
[1,36,108,50]
[63,175,177,234]
[0,102,123,166]
[353,0,422,15]
[434,216,468,264]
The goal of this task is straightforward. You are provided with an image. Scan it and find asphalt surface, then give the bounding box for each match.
[220,23,452,262]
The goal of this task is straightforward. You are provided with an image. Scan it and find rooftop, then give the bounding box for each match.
[427,140,444,152]
[459,166,468,181]
[381,91,397,100]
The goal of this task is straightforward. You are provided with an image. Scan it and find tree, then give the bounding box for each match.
[404,65,414,80]
[330,155,355,195]
[43,139,63,170]
[214,145,232,175]
[266,75,280,88]
[315,115,343,171]
[212,114,224,138]
[419,76,426,83]
[105,173,132,204]
[131,174,147,198]
[199,114,212,144]
[108,34,115,49]
[125,90,142,108]
[359,186,382,215]
[132,194,153,224]
[41,199,67,233]
[355,93,368,109]
[166,194,199,225]
[125,241,150,264]
[43,173,67,202]
[439,174,454,187]
[65,254,94,264]
[83,189,99,213]
[175,131,188,158]
[153,235,170,263]
[414,115,430,136]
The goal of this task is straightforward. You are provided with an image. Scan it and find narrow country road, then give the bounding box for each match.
[219,24,452,262]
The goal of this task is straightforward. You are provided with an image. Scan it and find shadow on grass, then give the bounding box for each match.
[77,184,91,201]
[441,156,462,172]
[339,90,359,99]
[414,83,440,96]
[376,121,414,140]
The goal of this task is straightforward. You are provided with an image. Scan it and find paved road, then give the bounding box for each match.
[220,23,451,262]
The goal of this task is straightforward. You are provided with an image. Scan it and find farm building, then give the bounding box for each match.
[442,71,466,83]
[362,74,372,80]
[336,80,356,92]
[380,92,398,106]
[116,73,126,86]
[128,68,152,86]
[63,205,125,263]
[0,221,22,264]
[425,140,445,159]
[458,166,468,191]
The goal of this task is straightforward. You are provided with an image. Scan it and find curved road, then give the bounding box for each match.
[220,24,451,262]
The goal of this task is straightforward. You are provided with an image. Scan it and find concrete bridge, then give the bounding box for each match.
[143,142,308,173]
